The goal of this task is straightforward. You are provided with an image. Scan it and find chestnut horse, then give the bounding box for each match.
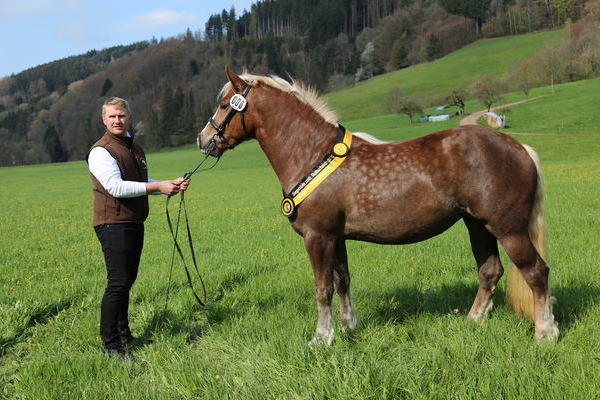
[197,68,559,345]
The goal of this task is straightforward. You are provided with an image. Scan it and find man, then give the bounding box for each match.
[87,97,190,356]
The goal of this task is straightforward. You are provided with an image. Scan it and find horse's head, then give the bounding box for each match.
[197,67,255,157]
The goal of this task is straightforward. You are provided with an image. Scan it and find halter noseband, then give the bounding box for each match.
[207,84,252,150]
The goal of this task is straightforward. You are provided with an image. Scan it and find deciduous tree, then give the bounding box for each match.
[445,87,468,115]
[385,87,423,123]
[355,42,375,82]
[533,43,567,93]
[512,58,538,98]
[472,75,504,111]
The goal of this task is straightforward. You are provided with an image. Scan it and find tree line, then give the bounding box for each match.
[205,0,398,44]
[205,0,589,43]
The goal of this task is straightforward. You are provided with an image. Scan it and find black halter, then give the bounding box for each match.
[207,85,252,149]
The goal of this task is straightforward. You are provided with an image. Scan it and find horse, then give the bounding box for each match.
[197,67,559,345]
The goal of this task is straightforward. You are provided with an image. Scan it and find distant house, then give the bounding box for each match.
[428,114,451,122]
[419,108,458,123]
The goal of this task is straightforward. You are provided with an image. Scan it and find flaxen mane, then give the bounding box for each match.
[219,73,339,125]
[219,73,390,145]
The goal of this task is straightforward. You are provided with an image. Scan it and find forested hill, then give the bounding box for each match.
[0,0,595,166]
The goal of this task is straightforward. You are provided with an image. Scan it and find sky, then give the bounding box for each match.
[0,0,255,78]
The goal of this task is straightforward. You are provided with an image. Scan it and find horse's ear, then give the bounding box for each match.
[226,66,246,93]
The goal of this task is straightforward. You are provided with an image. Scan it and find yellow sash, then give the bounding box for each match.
[281,127,352,217]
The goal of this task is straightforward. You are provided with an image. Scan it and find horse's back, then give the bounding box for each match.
[335,126,537,243]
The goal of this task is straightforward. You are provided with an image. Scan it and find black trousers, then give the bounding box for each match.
[94,223,144,350]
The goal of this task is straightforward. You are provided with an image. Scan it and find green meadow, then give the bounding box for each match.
[1,32,600,399]
[497,78,600,135]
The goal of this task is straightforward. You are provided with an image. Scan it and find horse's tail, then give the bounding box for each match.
[506,144,548,320]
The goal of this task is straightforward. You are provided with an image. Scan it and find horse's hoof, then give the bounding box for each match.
[341,315,360,331]
[467,300,494,323]
[467,312,488,324]
[309,334,334,347]
[535,323,560,342]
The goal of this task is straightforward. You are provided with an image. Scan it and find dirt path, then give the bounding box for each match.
[459,95,546,126]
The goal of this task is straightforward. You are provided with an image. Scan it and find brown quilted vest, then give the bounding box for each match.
[88,132,149,226]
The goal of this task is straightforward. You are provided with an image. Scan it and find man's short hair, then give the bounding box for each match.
[102,97,131,116]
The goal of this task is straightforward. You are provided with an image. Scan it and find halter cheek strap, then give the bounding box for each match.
[207,85,252,149]
[208,117,222,132]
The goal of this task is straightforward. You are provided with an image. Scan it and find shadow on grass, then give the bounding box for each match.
[368,282,600,334]
[215,261,275,293]
[142,299,252,344]
[551,284,600,332]
[0,297,76,358]
[368,283,478,325]
[142,309,206,343]
[138,263,269,339]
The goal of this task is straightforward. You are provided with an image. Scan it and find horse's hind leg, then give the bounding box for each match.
[333,240,359,331]
[464,216,503,322]
[304,231,336,346]
[499,233,559,340]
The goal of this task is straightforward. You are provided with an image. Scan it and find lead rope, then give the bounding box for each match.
[160,147,221,323]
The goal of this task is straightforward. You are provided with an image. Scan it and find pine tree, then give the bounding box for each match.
[44,125,68,162]
[100,78,112,96]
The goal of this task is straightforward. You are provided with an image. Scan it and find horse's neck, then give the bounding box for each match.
[255,111,338,193]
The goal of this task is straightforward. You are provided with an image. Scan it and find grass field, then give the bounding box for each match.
[2,30,600,399]
[1,120,599,399]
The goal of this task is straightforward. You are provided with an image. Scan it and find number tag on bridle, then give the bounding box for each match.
[230,94,247,112]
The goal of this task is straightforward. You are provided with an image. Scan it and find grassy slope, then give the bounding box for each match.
[1,29,600,399]
[326,29,564,121]
[343,76,600,139]
[497,78,600,134]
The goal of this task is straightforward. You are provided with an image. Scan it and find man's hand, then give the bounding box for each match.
[146,178,191,196]
[174,177,191,191]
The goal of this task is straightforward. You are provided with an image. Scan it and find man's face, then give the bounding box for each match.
[102,105,131,136]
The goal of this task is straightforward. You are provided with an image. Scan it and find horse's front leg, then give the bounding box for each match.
[334,240,359,331]
[304,231,336,346]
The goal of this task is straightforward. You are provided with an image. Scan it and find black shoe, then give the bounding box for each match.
[106,346,126,357]
[105,346,137,361]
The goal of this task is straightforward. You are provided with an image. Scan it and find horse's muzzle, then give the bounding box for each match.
[198,135,220,158]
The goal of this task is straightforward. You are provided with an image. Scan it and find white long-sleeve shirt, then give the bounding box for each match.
[88,146,159,198]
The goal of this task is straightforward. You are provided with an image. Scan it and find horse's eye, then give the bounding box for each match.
[219,103,228,109]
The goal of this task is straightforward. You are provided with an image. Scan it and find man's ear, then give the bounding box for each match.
[226,66,247,93]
